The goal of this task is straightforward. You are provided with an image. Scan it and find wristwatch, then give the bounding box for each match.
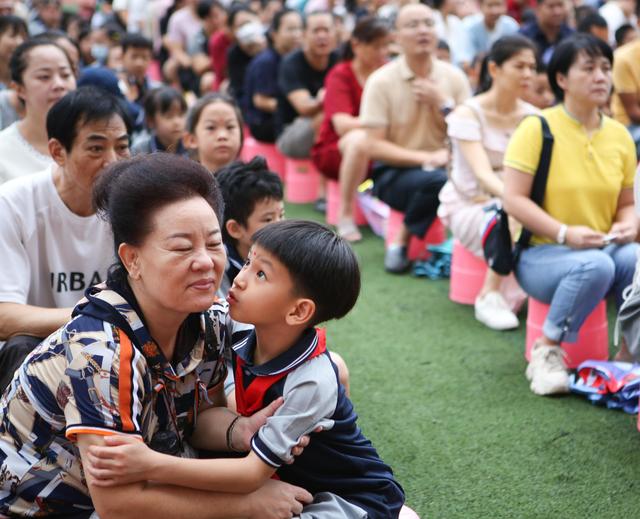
[556,224,568,245]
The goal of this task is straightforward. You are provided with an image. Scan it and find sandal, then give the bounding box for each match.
[337,220,362,243]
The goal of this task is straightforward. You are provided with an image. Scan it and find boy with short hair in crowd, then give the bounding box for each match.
[120,32,155,106]
[216,156,284,296]
[86,220,404,519]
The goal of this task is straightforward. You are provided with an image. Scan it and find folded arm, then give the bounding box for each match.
[0,302,70,340]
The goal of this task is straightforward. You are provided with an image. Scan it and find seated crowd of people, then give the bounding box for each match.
[1,0,640,515]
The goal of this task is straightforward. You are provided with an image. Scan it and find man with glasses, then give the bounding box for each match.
[359,3,471,272]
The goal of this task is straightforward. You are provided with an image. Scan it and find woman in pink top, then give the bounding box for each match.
[311,16,391,242]
[438,35,538,331]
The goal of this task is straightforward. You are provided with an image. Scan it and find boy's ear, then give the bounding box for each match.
[285,298,315,327]
[226,219,245,241]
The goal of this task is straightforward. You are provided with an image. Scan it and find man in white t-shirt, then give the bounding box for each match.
[0,86,131,391]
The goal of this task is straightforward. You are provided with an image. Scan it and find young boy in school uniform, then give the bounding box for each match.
[86,220,404,518]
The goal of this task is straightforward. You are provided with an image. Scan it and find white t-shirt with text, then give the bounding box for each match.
[0,167,115,309]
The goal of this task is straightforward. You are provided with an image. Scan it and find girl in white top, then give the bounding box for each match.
[438,35,538,331]
[0,39,76,184]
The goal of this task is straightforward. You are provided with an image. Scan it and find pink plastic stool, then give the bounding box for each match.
[240,136,286,179]
[525,298,609,369]
[449,240,487,305]
[146,60,162,82]
[284,158,320,204]
[384,210,446,261]
[399,505,420,518]
[325,180,367,226]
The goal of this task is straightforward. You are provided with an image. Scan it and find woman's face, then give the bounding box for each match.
[557,51,611,108]
[125,197,226,317]
[352,34,391,71]
[273,12,303,54]
[492,48,536,97]
[189,101,242,171]
[18,44,76,115]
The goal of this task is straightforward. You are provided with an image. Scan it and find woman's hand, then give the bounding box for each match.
[86,434,162,487]
[609,221,638,244]
[565,226,606,249]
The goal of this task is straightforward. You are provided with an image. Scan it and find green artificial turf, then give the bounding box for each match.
[285,202,640,518]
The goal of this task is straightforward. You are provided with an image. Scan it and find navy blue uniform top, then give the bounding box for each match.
[232,327,405,519]
[243,47,281,129]
[519,20,574,64]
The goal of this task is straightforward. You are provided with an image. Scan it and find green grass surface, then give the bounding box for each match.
[286,202,640,518]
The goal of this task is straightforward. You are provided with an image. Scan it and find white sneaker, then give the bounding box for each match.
[474,291,519,331]
[526,341,570,395]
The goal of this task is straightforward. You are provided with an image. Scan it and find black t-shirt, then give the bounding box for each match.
[276,49,338,134]
[227,44,254,108]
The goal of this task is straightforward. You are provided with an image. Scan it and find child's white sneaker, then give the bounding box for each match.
[526,341,570,396]
[474,291,519,330]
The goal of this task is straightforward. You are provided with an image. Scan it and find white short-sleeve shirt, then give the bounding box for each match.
[0,167,115,309]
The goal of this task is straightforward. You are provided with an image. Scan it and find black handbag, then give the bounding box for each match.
[481,115,554,275]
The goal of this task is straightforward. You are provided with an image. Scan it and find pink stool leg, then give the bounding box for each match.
[525,298,609,368]
[449,240,487,305]
[326,180,367,226]
[385,210,446,260]
[285,159,321,204]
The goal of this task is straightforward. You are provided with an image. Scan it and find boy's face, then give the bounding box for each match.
[227,244,301,327]
[123,46,152,80]
[228,197,284,257]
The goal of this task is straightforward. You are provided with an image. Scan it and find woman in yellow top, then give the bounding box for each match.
[503,34,639,397]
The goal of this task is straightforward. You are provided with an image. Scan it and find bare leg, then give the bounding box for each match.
[614,338,633,362]
[337,129,370,225]
[334,130,369,241]
[478,268,503,298]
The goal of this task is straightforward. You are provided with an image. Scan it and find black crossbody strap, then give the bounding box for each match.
[515,115,554,250]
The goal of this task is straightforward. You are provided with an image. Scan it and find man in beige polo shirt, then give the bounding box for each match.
[360,2,470,272]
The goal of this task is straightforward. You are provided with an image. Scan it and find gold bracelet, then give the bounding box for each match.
[226,415,243,452]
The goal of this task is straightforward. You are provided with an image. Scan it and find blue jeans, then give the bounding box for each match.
[516,243,639,343]
[627,123,640,159]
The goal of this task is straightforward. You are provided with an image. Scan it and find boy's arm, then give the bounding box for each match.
[158,449,276,493]
[80,434,311,519]
[251,355,338,467]
[88,357,337,492]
